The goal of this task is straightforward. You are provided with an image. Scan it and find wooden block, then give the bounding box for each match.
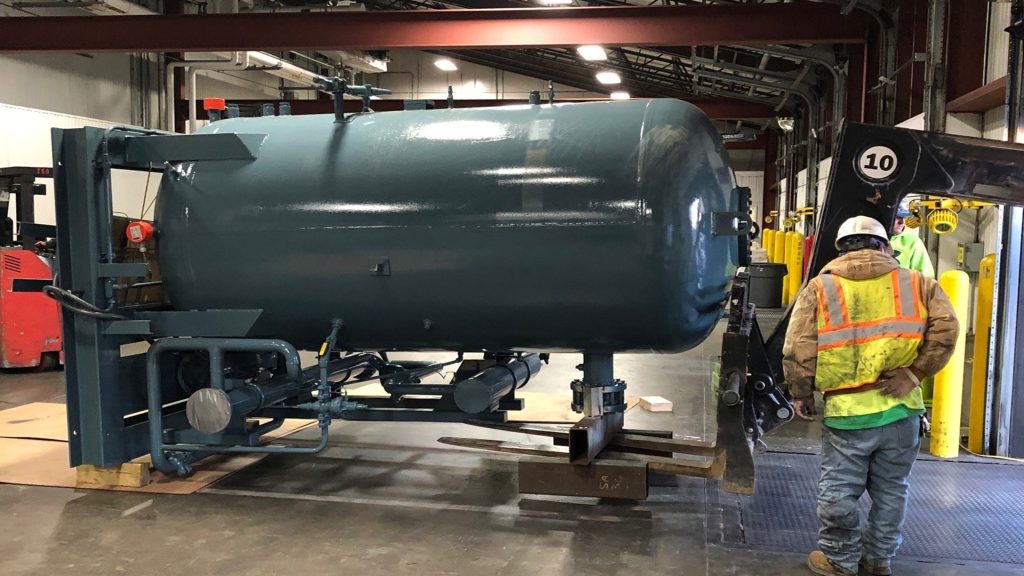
[639,396,673,413]
[76,462,151,488]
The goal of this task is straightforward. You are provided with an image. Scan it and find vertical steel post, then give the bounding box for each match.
[923,0,948,132]
[993,0,1024,457]
[53,128,131,467]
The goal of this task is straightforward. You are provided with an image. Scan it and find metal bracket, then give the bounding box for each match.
[97,263,148,278]
[103,320,152,336]
[17,223,56,238]
[712,212,752,237]
[124,133,266,163]
[134,310,263,338]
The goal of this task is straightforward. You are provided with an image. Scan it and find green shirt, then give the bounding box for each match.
[825,404,925,430]
[890,231,935,278]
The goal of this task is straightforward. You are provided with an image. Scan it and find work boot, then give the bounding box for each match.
[806,550,856,576]
[859,557,893,576]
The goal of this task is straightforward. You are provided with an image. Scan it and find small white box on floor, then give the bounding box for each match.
[639,396,673,412]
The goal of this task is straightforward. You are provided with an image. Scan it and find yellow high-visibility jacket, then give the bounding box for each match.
[783,249,958,420]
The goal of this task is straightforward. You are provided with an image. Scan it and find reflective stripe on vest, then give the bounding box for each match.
[813,268,928,418]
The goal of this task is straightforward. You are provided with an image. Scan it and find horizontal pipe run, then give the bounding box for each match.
[454,354,542,414]
[147,338,303,474]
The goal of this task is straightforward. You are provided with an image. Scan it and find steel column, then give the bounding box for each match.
[0,6,867,53]
[923,0,948,132]
[995,0,1024,457]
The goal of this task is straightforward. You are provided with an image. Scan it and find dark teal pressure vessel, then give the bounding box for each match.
[156,99,739,353]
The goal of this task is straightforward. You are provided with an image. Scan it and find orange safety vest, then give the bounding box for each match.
[812,268,928,418]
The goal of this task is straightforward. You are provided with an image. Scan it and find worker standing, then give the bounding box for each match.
[783,216,958,576]
[890,202,935,278]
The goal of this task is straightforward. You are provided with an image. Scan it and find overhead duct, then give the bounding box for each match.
[214,51,323,86]
[319,50,388,74]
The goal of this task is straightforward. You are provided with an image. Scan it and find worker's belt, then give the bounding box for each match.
[822,381,881,397]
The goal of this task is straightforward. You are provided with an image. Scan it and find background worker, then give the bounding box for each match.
[890,200,935,279]
[783,216,958,576]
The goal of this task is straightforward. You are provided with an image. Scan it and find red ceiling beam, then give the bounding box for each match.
[0,5,867,53]
[179,97,778,119]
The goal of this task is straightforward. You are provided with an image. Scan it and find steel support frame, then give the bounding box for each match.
[52,127,162,467]
[0,5,868,53]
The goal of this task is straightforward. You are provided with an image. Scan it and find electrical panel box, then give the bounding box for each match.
[956,242,985,272]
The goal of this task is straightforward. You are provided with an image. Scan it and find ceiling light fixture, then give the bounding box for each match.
[595,71,621,85]
[538,0,573,5]
[609,91,630,100]
[434,58,458,72]
[576,45,607,61]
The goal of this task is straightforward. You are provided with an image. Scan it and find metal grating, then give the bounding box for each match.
[2,254,20,273]
[716,451,1024,565]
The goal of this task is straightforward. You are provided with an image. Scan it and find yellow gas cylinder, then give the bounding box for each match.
[764,229,776,262]
[968,254,996,453]
[786,231,805,305]
[774,230,790,301]
[781,232,794,304]
[931,270,970,458]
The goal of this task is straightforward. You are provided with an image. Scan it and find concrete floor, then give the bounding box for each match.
[0,323,1020,576]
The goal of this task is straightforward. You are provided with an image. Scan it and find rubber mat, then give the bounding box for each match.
[716,451,1024,565]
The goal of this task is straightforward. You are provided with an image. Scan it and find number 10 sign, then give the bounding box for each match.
[857,145,899,182]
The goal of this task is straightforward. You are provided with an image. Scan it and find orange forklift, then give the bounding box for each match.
[0,167,61,370]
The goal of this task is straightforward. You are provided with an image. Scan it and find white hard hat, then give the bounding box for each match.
[835,216,889,250]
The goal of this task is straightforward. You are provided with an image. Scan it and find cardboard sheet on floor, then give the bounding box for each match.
[0,402,69,441]
[0,402,315,494]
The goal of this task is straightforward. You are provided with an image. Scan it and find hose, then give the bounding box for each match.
[958,444,1024,464]
[42,285,128,321]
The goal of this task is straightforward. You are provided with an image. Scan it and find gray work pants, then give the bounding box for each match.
[817,415,921,573]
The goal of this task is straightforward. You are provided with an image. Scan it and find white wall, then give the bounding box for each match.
[1,103,159,227]
[735,171,765,227]
[988,1,1011,84]
[0,52,158,126]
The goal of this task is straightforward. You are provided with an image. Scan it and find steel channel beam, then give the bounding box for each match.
[568,412,624,465]
[183,96,778,119]
[0,5,867,53]
[518,458,648,500]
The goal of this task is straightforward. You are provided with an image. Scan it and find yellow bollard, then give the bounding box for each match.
[782,229,798,303]
[968,254,997,453]
[764,229,776,262]
[931,270,970,458]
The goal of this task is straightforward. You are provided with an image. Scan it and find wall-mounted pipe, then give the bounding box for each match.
[164,52,247,133]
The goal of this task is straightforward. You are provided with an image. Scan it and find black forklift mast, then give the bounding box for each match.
[0,167,54,248]
[765,122,1024,381]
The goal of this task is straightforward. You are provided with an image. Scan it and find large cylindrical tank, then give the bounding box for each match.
[156,99,739,353]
